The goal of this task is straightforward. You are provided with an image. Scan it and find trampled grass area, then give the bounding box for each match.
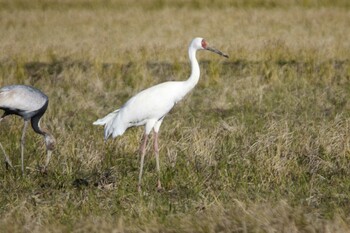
[0,1,350,232]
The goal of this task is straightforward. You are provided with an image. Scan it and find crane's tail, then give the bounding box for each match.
[93,109,120,140]
[93,109,120,125]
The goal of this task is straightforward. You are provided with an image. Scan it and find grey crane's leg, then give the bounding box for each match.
[20,120,29,175]
[154,131,162,191]
[0,142,13,169]
[138,133,149,192]
[0,116,13,169]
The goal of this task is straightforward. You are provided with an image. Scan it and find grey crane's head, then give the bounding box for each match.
[43,132,56,169]
[191,37,229,58]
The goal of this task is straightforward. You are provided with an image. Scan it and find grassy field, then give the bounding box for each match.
[1,0,350,232]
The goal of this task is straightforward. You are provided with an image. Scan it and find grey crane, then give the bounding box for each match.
[0,84,55,174]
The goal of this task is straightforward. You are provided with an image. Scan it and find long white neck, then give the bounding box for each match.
[184,46,200,93]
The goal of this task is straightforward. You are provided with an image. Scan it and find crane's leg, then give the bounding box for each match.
[20,120,29,175]
[0,142,13,169]
[0,115,13,169]
[154,131,162,191]
[138,133,148,192]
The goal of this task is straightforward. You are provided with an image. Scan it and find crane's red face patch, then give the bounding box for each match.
[201,39,207,49]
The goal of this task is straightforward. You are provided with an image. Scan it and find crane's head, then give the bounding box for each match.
[43,132,56,170]
[191,37,229,58]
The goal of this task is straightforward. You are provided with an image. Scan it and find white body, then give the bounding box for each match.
[94,81,193,138]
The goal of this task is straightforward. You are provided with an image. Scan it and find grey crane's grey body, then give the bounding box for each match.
[0,84,55,174]
[94,37,228,192]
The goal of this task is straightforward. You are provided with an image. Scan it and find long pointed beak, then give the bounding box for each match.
[206,46,229,58]
[44,150,53,168]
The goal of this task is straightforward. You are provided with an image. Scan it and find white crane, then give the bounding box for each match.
[0,85,55,174]
[93,37,228,191]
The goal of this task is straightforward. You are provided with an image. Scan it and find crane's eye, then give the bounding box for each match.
[201,39,207,49]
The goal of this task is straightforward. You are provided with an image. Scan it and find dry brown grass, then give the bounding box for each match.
[0,5,349,63]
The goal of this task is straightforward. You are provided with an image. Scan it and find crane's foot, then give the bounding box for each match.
[137,183,164,193]
[38,165,48,175]
[1,143,13,170]
[4,158,13,170]
[138,184,142,193]
[157,180,163,192]
[40,167,48,175]
[5,160,13,171]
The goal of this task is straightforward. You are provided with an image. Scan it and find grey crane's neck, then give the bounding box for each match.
[31,116,47,136]
[31,116,55,151]
[183,46,200,93]
[30,101,49,136]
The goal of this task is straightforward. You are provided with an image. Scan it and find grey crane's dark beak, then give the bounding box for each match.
[206,46,229,58]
